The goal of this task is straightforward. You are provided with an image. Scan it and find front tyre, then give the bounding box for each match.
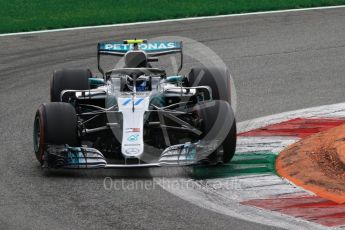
[195,100,236,164]
[33,102,78,164]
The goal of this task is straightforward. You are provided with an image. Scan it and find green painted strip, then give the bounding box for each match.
[193,152,277,179]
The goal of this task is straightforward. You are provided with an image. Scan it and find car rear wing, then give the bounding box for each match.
[98,41,182,56]
[97,40,183,77]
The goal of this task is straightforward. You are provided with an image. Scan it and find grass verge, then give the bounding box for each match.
[1,0,345,34]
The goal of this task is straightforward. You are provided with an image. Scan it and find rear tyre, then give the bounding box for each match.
[189,67,236,163]
[50,69,91,102]
[33,102,78,164]
[188,67,232,103]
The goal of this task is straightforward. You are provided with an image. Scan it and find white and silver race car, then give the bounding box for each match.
[33,39,236,169]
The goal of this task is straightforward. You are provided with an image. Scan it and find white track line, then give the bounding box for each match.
[1,5,345,37]
[238,102,345,133]
[155,177,323,230]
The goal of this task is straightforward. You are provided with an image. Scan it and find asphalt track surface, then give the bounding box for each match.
[1,7,345,230]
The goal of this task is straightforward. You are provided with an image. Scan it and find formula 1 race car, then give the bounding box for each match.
[33,39,236,168]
